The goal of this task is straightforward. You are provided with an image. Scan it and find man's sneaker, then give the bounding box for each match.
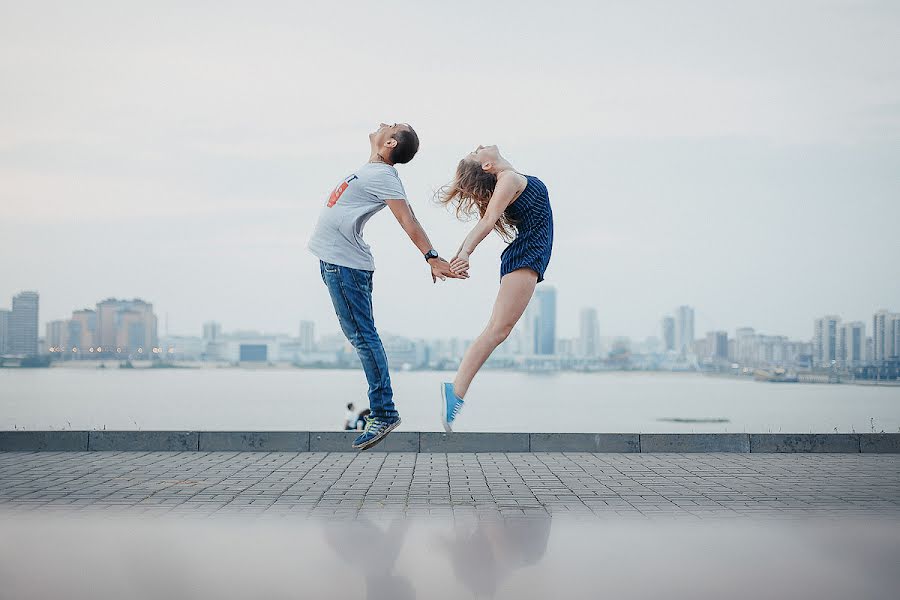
[352,416,401,451]
[441,382,464,432]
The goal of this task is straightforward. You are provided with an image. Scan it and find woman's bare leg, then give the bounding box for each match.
[452,268,538,398]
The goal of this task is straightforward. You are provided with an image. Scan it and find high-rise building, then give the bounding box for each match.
[839,321,866,366]
[115,309,148,350]
[9,291,39,356]
[69,309,97,351]
[202,321,222,342]
[0,309,9,355]
[299,320,316,353]
[706,331,728,360]
[534,286,557,355]
[96,299,120,348]
[577,308,599,357]
[813,315,841,366]
[734,327,756,365]
[661,317,675,352]
[674,305,694,355]
[520,286,557,355]
[46,320,69,353]
[872,310,899,362]
[96,298,157,354]
[893,317,900,360]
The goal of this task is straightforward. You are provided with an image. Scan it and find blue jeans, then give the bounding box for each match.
[319,261,398,420]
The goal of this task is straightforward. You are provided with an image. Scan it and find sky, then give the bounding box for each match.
[1,0,898,342]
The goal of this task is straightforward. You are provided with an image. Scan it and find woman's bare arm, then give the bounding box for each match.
[450,172,525,271]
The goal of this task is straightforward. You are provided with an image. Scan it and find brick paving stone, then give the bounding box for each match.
[0,451,898,519]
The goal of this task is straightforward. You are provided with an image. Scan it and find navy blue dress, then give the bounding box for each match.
[500,174,554,282]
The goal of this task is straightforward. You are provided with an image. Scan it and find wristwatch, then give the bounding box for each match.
[424,249,439,262]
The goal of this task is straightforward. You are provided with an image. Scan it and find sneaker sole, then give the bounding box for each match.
[353,418,402,451]
[441,384,452,433]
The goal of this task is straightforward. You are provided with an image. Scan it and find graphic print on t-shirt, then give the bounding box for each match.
[326,174,359,207]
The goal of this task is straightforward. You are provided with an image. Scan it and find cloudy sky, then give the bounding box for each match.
[1,0,898,342]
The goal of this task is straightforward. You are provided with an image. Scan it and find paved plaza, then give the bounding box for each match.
[1,451,899,519]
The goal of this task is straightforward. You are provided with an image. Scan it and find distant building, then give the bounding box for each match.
[894,318,900,360]
[706,331,728,361]
[872,310,899,362]
[96,298,157,355]
[160,335,205,360]
[45,320,69,353]
[382,334,426,368]
[239,344,268,362]
[299,320,316,353]
[674,305,694,355]
[839,321,866,366]
[0,309,9,354]
[202,321,222,342]
[521,286,556,355]
[200,321,224,360]
[9,291,39,356]
[661,316,675,352]
[813,315,841,366]
[691,337,707,358]
[69,309,97,352]
[534,286,557,355]
[577,308,599,357]
[734,327,756,365]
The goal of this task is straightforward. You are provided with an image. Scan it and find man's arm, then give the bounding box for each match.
[385,199,434,255]
[385,199,467,282]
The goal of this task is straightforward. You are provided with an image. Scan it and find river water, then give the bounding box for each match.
[1,368,898,433]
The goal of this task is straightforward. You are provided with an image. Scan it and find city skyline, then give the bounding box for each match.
[15,287,898,366]
[14,284,899,346]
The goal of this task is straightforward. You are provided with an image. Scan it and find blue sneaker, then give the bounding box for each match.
[441,383,464,432]
[352,416,401,451]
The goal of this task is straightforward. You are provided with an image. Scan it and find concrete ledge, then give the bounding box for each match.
[860,433,900,453]
[530,433,640,453]
[309,431,419,452]
[750,433,860,453]
[420,432,530,453]
[2,432,899,452]
[0,431,89,452]
[88,431,199,451]
[640,433,751,453]
[199,432,310,452]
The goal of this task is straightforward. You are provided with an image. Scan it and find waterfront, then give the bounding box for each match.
[1,369,898,433]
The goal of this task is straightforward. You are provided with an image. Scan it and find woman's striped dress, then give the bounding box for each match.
[500,174,554,282]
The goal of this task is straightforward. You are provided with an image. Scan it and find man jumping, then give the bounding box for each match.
[308,122,464,450]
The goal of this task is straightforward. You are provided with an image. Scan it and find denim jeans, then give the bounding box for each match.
[319,260,398,420]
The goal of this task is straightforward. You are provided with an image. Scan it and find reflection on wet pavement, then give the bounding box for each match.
[1,513,897,599]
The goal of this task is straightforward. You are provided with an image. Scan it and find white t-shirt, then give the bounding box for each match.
[308,162,407,271]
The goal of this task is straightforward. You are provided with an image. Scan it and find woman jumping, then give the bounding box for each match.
[438,145,554,431]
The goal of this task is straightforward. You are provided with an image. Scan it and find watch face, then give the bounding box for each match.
[425,250,438,260]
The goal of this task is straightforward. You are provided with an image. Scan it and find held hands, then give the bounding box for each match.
[450,250,470,276]
[429,256,469,283]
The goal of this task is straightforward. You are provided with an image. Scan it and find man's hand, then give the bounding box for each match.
[450,251,470,275]
[429,257,468,283]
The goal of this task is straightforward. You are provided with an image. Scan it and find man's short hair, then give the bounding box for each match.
[390,126,419,164]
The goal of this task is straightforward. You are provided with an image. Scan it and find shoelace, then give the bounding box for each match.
[362,416,384,435]
[450,400,464,419]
